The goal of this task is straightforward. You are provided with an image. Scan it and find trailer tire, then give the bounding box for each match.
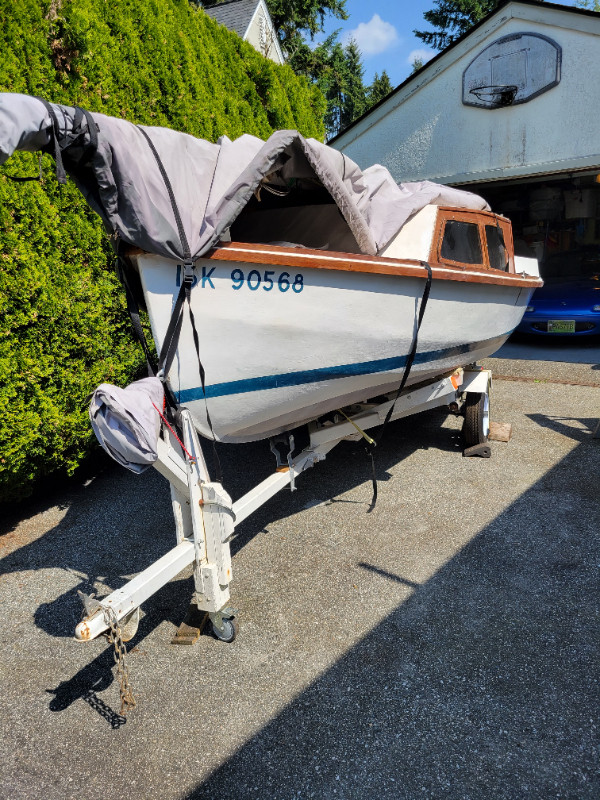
[463,392,489,447]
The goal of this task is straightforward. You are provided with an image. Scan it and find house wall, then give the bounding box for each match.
[245,2,284,64]
[332,3,600,185]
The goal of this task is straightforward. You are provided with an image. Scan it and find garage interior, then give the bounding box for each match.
[463,171,600,271]
[460,171,600,333]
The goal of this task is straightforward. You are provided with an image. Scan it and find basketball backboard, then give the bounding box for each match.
[463,32,561,109]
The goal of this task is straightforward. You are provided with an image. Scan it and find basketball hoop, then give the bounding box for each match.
[469,84,518,108]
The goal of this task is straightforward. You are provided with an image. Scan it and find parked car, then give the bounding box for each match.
[516,247,600,335]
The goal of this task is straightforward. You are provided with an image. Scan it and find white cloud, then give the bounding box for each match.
[344,14,398,57]
[407,48,435,67]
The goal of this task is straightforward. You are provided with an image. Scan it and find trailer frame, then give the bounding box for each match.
[75,366,491,643]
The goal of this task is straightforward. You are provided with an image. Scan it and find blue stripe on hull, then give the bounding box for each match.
[177,333,508,403]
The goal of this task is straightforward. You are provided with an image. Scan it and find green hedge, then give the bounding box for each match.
[0,0,326,502]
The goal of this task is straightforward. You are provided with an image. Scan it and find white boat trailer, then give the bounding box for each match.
[75,367,491,645]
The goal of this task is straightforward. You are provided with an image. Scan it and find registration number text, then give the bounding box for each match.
[176,265,304,293]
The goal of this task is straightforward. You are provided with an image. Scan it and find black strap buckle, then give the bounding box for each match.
[183,261,195,286]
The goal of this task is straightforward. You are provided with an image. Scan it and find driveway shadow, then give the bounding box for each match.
[182,432,599,799]
[527,413,599,441]
[0,407,463,727]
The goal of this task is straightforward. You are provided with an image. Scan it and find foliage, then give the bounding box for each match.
[203,0,348,65]
[414,0,500,50]
[206,0,372,137]
[338,39,365,130]
[366,71,393,106]
[575,0,600,9]
[0,0,325,503]
[0,167,136,502]
[317,36,348,138]
[289,32,367,139]
[265,0,348,59]
[308,41,394,139]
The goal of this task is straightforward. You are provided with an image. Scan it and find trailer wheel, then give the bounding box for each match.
[463,392,490,447]
[211,617,238,643]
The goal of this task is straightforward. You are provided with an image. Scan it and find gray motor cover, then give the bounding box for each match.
[89,377,165,473]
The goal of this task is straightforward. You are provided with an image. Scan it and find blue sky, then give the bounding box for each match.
[320,0,581,88]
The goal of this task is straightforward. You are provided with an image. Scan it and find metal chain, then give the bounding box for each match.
[103,606,136,716]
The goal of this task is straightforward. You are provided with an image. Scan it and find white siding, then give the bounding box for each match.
[333,3,600,185]
[244,2,284,64]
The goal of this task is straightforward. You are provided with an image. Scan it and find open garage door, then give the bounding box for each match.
[460,173,600,337]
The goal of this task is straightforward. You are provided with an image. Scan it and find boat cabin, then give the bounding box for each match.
[229,188,525,277]
[381,206,517,274]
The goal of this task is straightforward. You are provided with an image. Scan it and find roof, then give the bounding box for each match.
[203,0,261,39]
[330,0,600,144]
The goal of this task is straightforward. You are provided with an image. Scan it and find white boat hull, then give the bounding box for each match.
[135,250,534,442]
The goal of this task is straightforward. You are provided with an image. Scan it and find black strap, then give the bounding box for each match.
[366,261,433,510]
[136,125,193,380]
[32,98,99,184]
[136,125,222,480]
[156,273,188,379]
[116,256,156,377]
[136,126,191,260]
[79,107,98,161]
[35,97,67,184]
[117,255,202,462]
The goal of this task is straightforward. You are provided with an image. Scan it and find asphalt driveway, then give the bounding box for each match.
[1,344,598,800]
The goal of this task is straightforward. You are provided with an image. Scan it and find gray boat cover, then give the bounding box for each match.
[0,92,489,259]
[89,377,164,473]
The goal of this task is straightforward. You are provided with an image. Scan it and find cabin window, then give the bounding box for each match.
[485,225,509,271]
[440,220,482,264]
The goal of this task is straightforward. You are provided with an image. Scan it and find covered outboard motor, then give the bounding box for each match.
[89,377,164,473]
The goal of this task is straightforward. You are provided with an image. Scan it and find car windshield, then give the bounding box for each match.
[542,249,600,280]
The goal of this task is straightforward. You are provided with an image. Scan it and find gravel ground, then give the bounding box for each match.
[0,364,598,800]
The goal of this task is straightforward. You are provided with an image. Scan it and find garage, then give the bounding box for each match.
[462,172,600,335]
[331,0,600,338]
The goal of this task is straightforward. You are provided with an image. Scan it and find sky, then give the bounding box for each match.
[319,0,582,89]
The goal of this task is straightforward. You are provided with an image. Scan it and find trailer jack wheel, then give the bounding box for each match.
[210,615,238,643]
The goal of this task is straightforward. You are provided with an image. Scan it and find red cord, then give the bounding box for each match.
[151,401,196,462]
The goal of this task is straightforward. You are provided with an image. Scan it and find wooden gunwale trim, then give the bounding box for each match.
[204,242,542,289]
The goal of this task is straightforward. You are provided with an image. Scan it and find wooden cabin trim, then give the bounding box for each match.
[205,242,542,288]
[432,208,516,274]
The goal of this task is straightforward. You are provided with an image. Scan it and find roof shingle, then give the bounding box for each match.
[203,0,260,39]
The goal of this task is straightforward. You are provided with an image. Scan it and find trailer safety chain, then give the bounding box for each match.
[103,605,136,717]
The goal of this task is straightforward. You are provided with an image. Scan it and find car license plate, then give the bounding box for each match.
[547,320,575,333]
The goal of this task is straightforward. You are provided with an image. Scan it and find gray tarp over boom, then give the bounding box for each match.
[0,92,489,260]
